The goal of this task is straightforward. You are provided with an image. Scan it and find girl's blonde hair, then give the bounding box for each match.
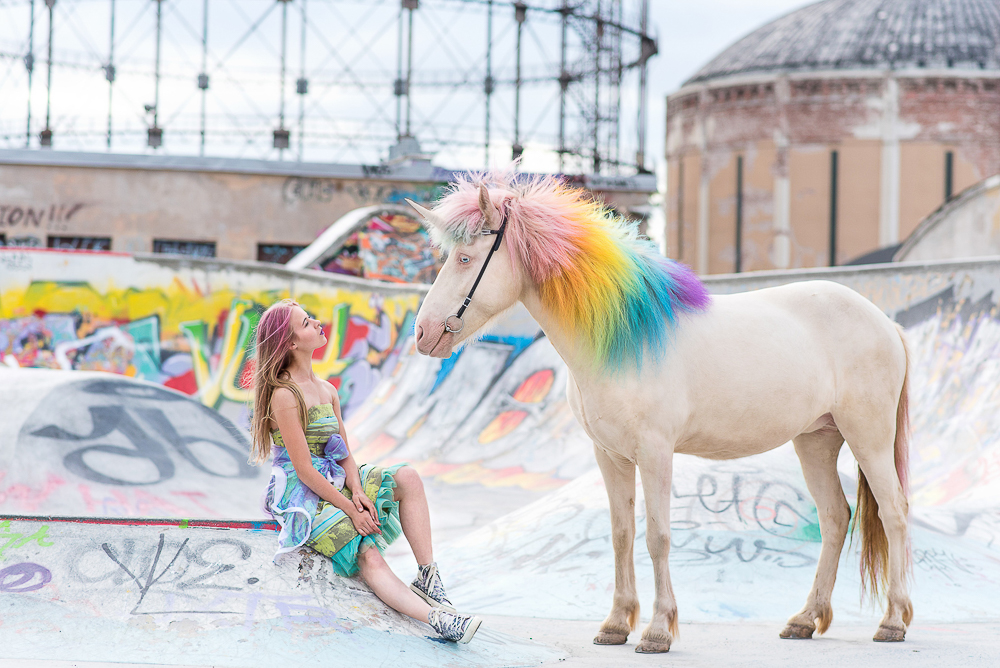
[248,299,309,464]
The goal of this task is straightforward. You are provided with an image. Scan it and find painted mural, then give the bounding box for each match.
[0,249,420,421]
[321,211,443,284]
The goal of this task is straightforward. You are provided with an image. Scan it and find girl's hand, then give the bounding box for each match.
[349,506,381,536]
[352,489,381,528]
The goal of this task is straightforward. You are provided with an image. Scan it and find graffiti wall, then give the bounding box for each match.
[0,248,422,425]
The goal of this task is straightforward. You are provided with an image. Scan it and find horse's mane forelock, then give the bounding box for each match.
[430,169,711,370]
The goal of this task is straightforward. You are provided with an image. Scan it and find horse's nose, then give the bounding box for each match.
[415,324,425,346]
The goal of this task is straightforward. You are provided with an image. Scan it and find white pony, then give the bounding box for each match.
[406,173,911,653]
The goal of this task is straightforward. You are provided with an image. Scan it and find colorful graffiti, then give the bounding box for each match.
[346,330,590,493]
[322,212,443,284]
[0,252,420,418]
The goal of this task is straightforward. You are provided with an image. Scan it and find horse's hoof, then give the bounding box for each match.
[779,623,815,639]
[873,625,906,642]
[593,631,628,645]
[635,639,671,653]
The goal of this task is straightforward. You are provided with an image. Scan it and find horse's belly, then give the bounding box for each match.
[674,436,787,460]
[673,425,797,459]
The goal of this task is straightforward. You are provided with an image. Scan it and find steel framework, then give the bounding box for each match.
[0,0,656,174]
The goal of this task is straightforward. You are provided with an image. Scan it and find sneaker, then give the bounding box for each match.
[410,562,457,612]
[428,608,482,644]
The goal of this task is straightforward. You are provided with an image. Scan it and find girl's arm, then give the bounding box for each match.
[271,387,380,536]
[327,381,380,527]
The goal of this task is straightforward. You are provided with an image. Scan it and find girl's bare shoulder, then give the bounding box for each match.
[321,379,341,406]
[271,386,299,409]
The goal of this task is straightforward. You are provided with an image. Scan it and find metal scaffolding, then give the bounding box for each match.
[0,0,656,175]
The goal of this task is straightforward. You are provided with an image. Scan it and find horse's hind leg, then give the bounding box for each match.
[593,443,640,646]
[781,427,850,639]
[837,404,912,642]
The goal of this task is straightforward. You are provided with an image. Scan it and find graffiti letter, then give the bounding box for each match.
[0,562,52,593]
[137,408,256,479]
[33,406,175,485]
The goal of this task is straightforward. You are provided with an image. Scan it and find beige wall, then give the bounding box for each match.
[900,143,949,239]
[836,140,881,265]
[708,153,737,274]
[788,145,831,269]
[742,142,777,272]
[0,157,653,262]
[0,164,441,260]
[666,152,701,268]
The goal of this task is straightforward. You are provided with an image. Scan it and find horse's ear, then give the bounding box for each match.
[478,184,500,229]
[404,198,445,229]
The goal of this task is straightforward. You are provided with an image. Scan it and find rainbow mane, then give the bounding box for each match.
[430,170,711,371]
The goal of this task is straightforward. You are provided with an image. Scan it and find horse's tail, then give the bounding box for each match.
[853,324,910,605]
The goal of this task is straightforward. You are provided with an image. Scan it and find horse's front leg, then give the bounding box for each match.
[592,443,640,646]
[635,445,678,653]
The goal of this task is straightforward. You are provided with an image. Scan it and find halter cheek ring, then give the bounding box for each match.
[443,222,506,335]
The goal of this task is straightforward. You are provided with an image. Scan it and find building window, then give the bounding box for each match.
[676,158,685,260]
[258,243,306,264]
[735,155,743,273]
[829,150,839,267]
[47,236,112,251]
[153,239,216,257]
[945,151,954,201]
[1,234,41,247]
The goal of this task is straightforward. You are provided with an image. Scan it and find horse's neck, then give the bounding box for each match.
[520,287,597,383]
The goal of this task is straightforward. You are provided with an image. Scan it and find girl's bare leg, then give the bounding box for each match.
[393,465,433,565]
[357,546,432,622]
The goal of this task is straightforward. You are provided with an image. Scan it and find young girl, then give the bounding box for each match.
[249,299,481,643]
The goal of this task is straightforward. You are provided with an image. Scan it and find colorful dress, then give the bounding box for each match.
[261,403,405,576]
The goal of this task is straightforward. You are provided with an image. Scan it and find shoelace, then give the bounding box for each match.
[430,609,466,638]
[418,563,449,601]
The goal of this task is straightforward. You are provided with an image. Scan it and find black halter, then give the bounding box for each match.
[444,219,507,333]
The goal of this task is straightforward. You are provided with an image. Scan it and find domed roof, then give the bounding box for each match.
[685,0,1000,85]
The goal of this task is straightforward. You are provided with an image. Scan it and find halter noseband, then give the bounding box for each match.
[444,219,507,334]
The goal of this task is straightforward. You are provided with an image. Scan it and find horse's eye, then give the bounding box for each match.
[460,256,471,264]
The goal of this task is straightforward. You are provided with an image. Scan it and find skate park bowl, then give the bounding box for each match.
[2,246,1000,665]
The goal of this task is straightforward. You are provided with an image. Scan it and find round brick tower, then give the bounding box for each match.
[665,0,1000,274]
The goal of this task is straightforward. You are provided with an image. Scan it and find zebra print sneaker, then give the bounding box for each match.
[428,608,482,644]
[410,562,456,612]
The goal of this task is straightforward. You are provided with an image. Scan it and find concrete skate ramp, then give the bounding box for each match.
[0,516,556,667]
[0,370,267,518]
[5,251,1000,656]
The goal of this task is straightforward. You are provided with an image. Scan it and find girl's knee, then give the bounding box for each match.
[396,465,422,488]
[357,545,386,570]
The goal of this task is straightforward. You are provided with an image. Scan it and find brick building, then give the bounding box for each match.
[665,0,1000,274]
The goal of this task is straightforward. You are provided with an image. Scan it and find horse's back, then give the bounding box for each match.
[664,280,903,458]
